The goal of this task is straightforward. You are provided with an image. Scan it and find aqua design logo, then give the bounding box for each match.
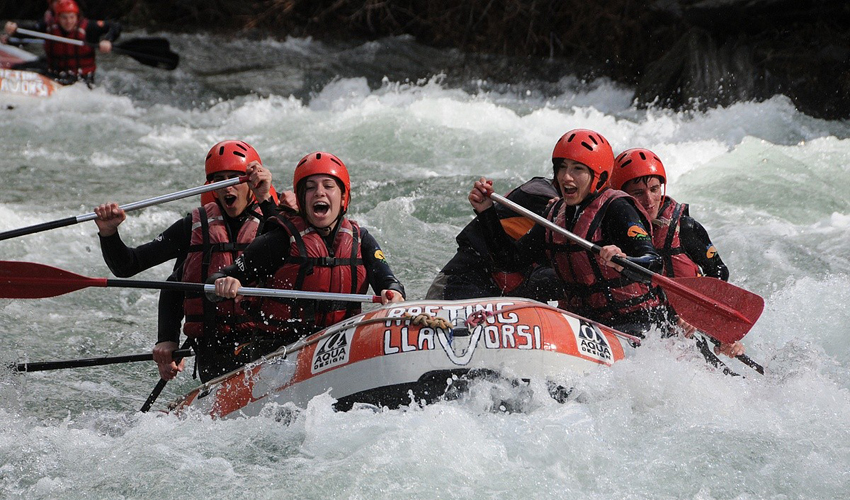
[562,314,614,364]
[312,327,355,374]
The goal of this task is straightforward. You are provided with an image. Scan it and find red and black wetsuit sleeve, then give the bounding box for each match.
[679,216,730,281]
[600,197,664,282]
[84,19,121,44]
[209,224,289,285]
[359,227,406,298]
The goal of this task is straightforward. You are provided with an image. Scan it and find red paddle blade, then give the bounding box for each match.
[0,261,106,299]
[658,276,764,344]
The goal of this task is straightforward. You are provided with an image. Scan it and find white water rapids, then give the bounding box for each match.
[1,33,849,499]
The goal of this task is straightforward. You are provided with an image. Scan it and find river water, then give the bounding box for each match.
[1,32,849,499]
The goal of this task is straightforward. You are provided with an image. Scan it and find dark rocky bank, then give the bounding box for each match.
[4,0,848,119]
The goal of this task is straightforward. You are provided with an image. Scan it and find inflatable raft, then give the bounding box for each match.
[170,297,637,418]
[0,45,61,98]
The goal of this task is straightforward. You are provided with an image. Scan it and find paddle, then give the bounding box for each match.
[0,175,248,242]
[490,192,764,344]
[140,339,194,413]
[11,348,193,373]
[701,333,764,375]
[0,261,384,304]
[15,28,179,70]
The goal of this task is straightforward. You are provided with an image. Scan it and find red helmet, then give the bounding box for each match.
[293,152,351,213]
[611,148,666,190]
[551,129,614,192]
[53,0,79,14]
[204,140,261,180]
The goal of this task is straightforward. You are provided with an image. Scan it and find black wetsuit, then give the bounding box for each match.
[426,177,563,301]
[98,199,279,381]
[675,214,730,281]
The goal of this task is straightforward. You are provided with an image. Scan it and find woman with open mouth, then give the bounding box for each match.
[467,128,670,338]
[93,140,290,382]
[209,151,406,360]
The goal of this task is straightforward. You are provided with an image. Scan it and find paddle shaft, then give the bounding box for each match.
[14,29,178,70]
[93,278,383,303]
[0,175,247,242]
[16,28,89,46]
[12,349,193,373]
[702,334,764,375]
[490,193,753,325]
[140,340,193,413]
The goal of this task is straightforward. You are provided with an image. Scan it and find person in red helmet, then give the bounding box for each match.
[468,129,667,335]
[93,140,296,382]
[3,0,121,85]
[611,148,743,358]
[210,151,405,359]
[611,148,729,281]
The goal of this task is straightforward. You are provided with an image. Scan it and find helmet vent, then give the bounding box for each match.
[567,133,576,142]
[580,141,594,152]
[330,157,342,166]
[232,151,246,158]
[619,159,633,168]
[218,146,225,155]
[639,152,647,160]
[588,135,599,145]
[235,143,248,151]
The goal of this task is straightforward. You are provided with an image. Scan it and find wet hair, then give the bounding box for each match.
[623,174,665,189]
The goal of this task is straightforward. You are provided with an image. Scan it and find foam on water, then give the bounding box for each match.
[2,33,850,499]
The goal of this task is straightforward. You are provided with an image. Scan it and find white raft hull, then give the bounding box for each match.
[170,298,635,418]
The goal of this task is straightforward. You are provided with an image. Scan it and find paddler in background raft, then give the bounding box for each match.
[94,140,296,382]
[1,1,58,46]
[209,152,405,358]
[426,176,563,302]
[3,0,121,85]
[468,128,672,336]
[610,147,744,358]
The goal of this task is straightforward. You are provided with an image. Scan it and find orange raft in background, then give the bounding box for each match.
[0,69,61,98]
[170,297,637,418]
[1,45,62,98]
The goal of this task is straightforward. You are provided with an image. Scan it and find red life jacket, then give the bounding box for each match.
[182,202,261,338]
[252,215,368,337]
[45,19,96,76]
[653,197,701,278]
[546,188,662,322]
